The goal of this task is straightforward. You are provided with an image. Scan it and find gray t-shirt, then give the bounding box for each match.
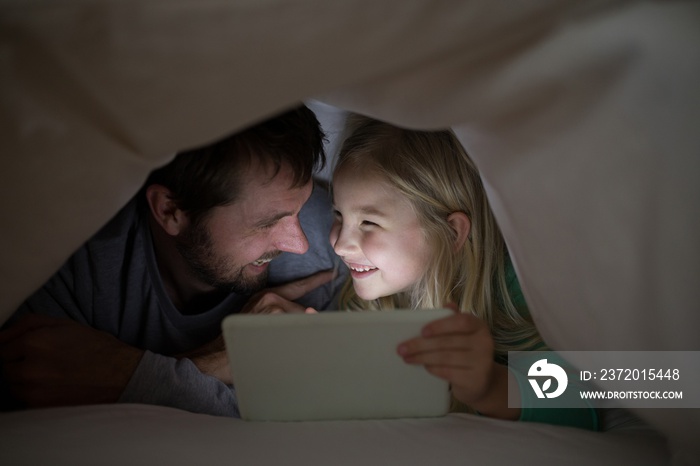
[8,181,347,416]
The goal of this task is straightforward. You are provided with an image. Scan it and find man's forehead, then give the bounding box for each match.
[237,171,313,221]
[240,156,307,191]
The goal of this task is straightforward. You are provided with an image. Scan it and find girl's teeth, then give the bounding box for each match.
[351,266,376,272]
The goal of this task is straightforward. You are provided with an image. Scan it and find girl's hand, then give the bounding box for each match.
[242,270,333,314]
[397,310,520,420]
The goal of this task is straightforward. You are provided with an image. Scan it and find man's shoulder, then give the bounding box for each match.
[15,193,153,323]
[68,194,150,280]
[89,195,145,243]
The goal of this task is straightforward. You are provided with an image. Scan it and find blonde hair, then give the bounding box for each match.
[334,115,543,358]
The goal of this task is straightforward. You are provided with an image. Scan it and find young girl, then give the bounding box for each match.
[329,115,598,430]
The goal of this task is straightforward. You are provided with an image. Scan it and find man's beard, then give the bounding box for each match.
[175,220,271,295]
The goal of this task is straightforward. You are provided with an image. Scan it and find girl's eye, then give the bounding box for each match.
[361,220,378,227]
[332,209,342,219]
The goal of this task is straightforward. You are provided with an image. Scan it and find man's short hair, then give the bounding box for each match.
[146,104,326,224]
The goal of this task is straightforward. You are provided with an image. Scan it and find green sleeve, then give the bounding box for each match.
[502,259,599,431]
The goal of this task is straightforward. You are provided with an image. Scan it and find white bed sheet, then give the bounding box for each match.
[0,404,669,466]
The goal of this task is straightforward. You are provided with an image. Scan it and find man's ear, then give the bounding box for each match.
[447,212,471,252]
[145,185,188,236]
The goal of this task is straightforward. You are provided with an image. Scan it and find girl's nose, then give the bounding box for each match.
[330,222,355,257]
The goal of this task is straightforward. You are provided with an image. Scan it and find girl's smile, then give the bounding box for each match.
[346,262,379,279]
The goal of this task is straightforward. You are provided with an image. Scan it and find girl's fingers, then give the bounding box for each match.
[246,294,306,314]
[401,347,476,368]
[398,334,472,358]
[421,313,484,338]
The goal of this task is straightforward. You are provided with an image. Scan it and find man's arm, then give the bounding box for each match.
[119,351,240,417]
[0,315,143,407]
[0,314,243,416]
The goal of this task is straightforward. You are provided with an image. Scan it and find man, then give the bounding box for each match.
[0,104,347,416]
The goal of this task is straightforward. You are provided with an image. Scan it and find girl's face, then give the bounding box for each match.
[330,166,432,301]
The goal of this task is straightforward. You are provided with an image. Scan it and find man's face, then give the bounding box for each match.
[176,161,312,294]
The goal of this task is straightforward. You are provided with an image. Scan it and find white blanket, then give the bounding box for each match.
[0,404,668,466]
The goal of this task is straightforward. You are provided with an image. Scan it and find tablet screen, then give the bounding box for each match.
[222,309,452,421]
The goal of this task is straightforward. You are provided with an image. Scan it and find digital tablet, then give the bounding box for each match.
[221,308,453,422]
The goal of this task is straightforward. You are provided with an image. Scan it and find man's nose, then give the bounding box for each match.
[275,218,309,255]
